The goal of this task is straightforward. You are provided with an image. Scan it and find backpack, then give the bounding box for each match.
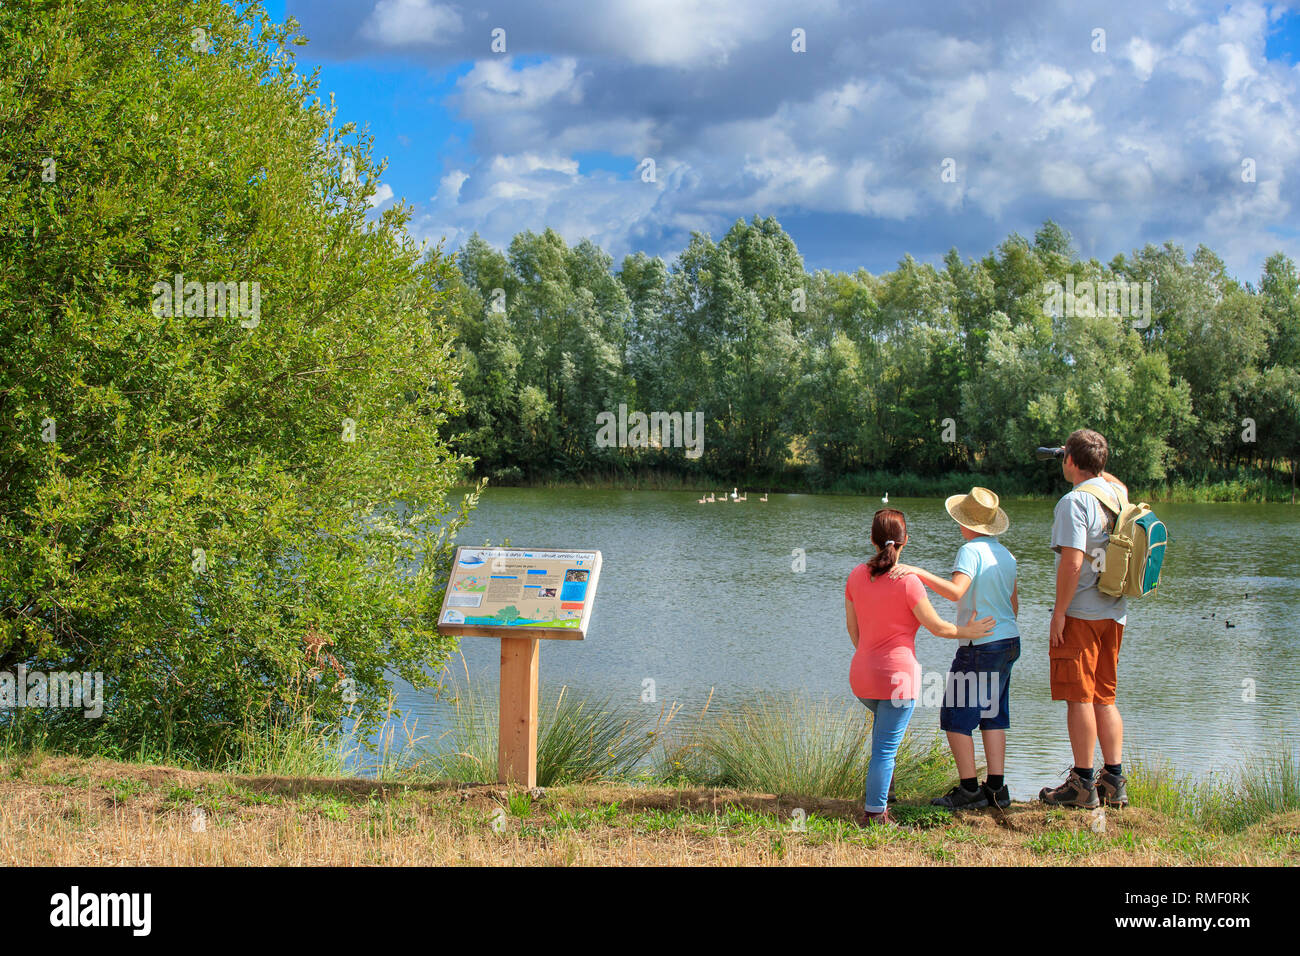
[1076,481,1168,599]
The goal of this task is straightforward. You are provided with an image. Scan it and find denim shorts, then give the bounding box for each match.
[938,636,1020,734]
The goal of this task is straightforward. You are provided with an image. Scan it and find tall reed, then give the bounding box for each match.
[1127,750,1300,831]
[419,681,672,786]
[657,692,953,801]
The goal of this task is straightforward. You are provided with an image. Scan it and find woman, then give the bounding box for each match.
[845,508,994,826]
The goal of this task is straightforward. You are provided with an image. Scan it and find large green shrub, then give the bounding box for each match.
[0,0,474,758]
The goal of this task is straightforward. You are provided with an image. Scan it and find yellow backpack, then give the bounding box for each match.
[1076,481,1168,599]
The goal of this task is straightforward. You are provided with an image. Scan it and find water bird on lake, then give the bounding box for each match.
[697,494,708,504]
[759,492,768,502]
[737,491,747,501]
[881,492,889,504]
[707,492,715,503]
[1226,621,1236,628]
[731,487,739,501]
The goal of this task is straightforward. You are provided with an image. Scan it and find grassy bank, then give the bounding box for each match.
[4,688,1297,865]
[2,752,1297,865]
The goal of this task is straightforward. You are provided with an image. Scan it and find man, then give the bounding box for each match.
[1040,429,1130,809]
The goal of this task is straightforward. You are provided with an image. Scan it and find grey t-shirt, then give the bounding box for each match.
[1051,476,1127,624]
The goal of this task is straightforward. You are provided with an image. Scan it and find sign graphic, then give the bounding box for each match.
[437,547,602,640]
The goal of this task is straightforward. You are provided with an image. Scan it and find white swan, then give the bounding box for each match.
[881,492,889,504]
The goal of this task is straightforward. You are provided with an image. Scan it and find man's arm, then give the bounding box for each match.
[1051,549,1084,647]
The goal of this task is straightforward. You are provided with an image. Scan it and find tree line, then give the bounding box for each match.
[443,217,1300,495]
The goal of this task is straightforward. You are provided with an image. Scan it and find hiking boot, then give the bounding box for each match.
[858,809,897,828]
[930,784,989,810]
[1039,769,1100,809]
[1097,769,1129,808]
[982,782,1011,809]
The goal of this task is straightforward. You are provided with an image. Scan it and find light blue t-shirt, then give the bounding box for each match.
[1051,476,1127,624]
[952,537,1019,646]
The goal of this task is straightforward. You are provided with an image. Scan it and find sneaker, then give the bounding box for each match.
[930,783,990,810]
[858,809,897,828]
[982,782,1011,809]
[1097,769,1129,808]
[1038,769,1100,809]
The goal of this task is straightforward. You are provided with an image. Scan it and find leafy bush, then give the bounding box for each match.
[0,0,474,759]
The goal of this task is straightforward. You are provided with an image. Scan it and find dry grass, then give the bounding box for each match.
[2,754,1296,866]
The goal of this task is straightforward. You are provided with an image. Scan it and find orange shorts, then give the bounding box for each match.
[1050,616,1124,704]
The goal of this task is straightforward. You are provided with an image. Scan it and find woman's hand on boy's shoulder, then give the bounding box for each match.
[888,563,919,580]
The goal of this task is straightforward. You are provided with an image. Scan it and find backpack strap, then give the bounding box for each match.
[1076,480,1128,526]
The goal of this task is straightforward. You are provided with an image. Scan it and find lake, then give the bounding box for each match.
[392,488,1300,801]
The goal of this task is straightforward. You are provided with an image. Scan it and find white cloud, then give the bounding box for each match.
[489,153,580,176]
[1011,65,1074,103]
[455,57,585,115]
[436,170,470,204]
[367,183,394,208]
[1126,37,1161,81]
[335,0,1300,280]
[361,0,461,47]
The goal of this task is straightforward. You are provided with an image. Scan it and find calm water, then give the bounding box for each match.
[392,488,1300,801]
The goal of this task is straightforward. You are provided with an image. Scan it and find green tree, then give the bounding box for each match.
[0,0,474,757]
[1259,252,1300,369]
[661,217,803,474]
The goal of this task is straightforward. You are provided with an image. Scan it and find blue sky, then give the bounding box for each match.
[266,0,1300,280]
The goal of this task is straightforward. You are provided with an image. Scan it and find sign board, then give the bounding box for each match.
[435,545,605,787]
[437,547,602,640]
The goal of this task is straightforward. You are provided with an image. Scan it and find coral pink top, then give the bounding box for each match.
[845,564,925,700]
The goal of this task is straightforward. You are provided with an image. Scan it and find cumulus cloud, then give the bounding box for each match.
[360,0,461,47]
[294,0,1300,277]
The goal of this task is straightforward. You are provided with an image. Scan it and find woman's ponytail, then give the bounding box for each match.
[865,509,907,579]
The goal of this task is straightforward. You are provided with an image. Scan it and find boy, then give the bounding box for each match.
[891,486,1020,809]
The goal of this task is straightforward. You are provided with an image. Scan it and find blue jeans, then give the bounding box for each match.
[857,696,916,813]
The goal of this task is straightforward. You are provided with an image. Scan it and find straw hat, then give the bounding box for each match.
[944,486,1010,535]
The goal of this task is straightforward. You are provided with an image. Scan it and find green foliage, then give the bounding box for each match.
[0,0,475,759]
[449,218,1299,496]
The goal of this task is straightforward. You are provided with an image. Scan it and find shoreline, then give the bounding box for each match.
[453,474,1298,504]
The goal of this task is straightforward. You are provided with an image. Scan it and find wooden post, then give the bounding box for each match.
[498,636,540,787]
